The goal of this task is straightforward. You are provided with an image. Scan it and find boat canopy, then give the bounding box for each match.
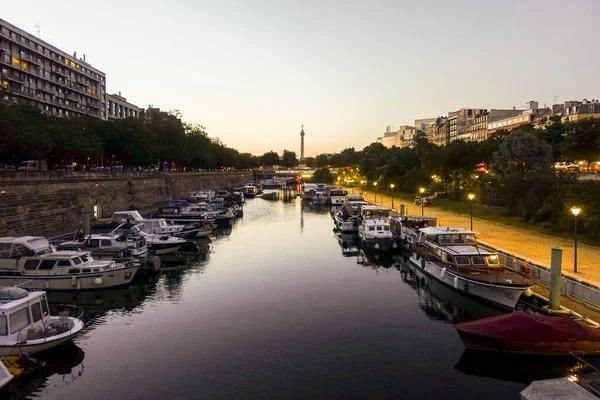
[457,311,600,342]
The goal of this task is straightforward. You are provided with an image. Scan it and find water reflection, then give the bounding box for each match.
[3,342,85,399]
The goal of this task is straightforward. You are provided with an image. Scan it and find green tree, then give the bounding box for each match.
[259,151,281,167]
[315,153,329,167]
[561,118,600,170]
[493,129,553,209]
[312,167,334,184]
[282,150,299,168]
[304,157,316,168]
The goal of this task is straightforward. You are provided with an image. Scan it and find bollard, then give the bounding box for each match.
[549,247,563,311]
[400,204,405,216]
[82,211,91,236]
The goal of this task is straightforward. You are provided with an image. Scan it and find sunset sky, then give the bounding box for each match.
[4,0,600,156]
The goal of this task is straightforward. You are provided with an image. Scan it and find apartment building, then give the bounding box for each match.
[561,99,600,123]
[0,18,106,119]
[449,108,488,142]
[106,92,139,119]
[426,117,449,147]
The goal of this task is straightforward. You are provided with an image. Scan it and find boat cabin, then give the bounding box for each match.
[418,227,477,247]
[0,237,54,260]
[0,287,52,341]
[360,205,390,220]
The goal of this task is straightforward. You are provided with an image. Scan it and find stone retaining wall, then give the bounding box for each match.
[0,171,250,238]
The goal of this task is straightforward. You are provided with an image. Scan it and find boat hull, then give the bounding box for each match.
[150,243,183,255]
[407,253,529,309]
[0,318,84,356]
[0,265,138,291]
[457,332,600,355]
[359,235,397,252]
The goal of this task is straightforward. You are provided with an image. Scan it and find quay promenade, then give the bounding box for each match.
[357,188,600,292]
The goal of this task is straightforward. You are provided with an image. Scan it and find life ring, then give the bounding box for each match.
[233,205,240,211]
[204,224,211,230]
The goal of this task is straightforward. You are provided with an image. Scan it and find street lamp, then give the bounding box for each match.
[390,183,395,209]
[360,180,365,196]
[571,206,581,273]
[468,193,475,230]
[373,182,378,203]
[419,187,425,215]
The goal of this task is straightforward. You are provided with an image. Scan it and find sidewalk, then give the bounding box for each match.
[356,188,600,289]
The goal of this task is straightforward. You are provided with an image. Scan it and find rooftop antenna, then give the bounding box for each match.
[35,22,40,38]
[553,96,559,105]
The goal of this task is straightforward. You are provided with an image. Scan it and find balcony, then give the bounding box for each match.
[1,71,26,84]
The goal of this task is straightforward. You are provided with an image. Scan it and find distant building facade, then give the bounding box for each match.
[561,99,600,123]
[449,108,488,142]
[0,18,106,119]
[414,118,436,133]
[106,92,139,119]
[377,125,416,148]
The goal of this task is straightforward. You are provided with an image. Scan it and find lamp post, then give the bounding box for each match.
[373,182,378,203]
[571,206,581,273]
[468,193,475,230]
[390,184,395,209]
[419,187,425,215]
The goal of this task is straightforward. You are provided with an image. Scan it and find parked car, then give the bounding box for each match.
[18,160,48,171]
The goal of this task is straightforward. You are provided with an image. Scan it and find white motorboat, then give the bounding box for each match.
[334,200,368,233]
[138,231,186,255]
[313,190,329,205]
[109,210,200,239]
[390,215,437,251]
[329,189,349,206]
[189,190,215,204]
[180,204,235,227]
[300,183,317,199]
[0,236,139,291]
[58,224,149,258]
[345,193,364,202]
[409,227,534,309]
[241,185,258,198]
[357,206,397,251]
[0,287,84,356]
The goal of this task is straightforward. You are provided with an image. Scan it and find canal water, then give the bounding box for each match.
[5,189,585,399]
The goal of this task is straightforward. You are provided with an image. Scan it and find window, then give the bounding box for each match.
[72,257,82,265]
[57,259,71,267]
[101,240,112,247]
[38,259,56,270]
[368,227,375,231]
[68,268,80,274]
[471,256,486,265]
[24,259,39,270]
[455,256,470,265]
[41,296,49,317]
[31,302,42,322]
[0,316,6,336]
[10,308,30,334]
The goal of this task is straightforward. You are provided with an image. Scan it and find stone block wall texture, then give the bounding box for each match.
[0,171,250,238]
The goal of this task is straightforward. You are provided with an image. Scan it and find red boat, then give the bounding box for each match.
[456,311,600,355]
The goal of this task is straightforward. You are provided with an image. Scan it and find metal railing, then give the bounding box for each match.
[480,243,600,309]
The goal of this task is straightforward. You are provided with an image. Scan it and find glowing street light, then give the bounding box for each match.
[571,206,581,273]
[419,187,425,215]
[390,183,395,209]
[468,193,475,230]
[373,182,378,203]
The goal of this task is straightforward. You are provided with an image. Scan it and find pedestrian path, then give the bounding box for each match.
[357,188,600,290]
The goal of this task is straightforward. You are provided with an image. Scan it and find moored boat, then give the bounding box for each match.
[409,227,534,309]
[0,287,84,356]
[0,236,139,291]
[390,215,437,252]
[335,199,369,233]
[456,311,600,355]
[313,190,329,205]
[357,205,397,252]
[329,189,349,206]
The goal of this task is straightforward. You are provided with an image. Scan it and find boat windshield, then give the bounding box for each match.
[158,220,168,227]
[455,256,471,265]
[437,234,476,246]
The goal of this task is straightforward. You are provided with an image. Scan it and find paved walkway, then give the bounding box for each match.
[355,188,600,289]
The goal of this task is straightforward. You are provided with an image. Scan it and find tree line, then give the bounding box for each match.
[312,116,600,239]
